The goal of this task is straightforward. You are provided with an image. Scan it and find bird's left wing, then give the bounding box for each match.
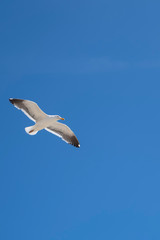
[9,98,47,122]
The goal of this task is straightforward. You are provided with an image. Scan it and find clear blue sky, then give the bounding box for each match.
[1,0,160,239]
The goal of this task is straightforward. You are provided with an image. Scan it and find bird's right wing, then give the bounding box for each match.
[45,122,80,148]
[9,98,47,122]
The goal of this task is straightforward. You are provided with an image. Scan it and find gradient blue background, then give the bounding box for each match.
[1,0,160,239]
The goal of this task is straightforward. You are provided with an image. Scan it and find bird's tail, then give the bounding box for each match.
[25,126,38,135]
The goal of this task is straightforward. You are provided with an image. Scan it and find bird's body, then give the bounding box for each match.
[25,116,57,135]
[9,98,80,148]
[30,116,58,132]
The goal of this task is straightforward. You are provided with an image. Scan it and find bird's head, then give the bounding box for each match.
[54,115,65,121]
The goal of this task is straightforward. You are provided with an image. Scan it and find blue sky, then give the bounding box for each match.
[1,0,160,239]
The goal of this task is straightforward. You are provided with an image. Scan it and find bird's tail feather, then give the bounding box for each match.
[25,126,38,135]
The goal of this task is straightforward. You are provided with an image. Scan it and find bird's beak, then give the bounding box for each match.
[60,117,65,120]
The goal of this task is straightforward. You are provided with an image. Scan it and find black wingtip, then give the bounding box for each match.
[9,98,13,104]
[70,135,80,148]
[9,98,24,105]
[73,144,80,148]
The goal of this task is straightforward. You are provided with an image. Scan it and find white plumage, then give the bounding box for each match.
[9,98,80,148]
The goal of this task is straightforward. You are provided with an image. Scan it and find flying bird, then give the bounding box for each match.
[9,98,80,148]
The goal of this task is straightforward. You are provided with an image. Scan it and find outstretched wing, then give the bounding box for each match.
[45,122,80,148]
[9,98,47,122]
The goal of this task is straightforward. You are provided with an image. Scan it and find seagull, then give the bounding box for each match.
[9,98,80,148]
